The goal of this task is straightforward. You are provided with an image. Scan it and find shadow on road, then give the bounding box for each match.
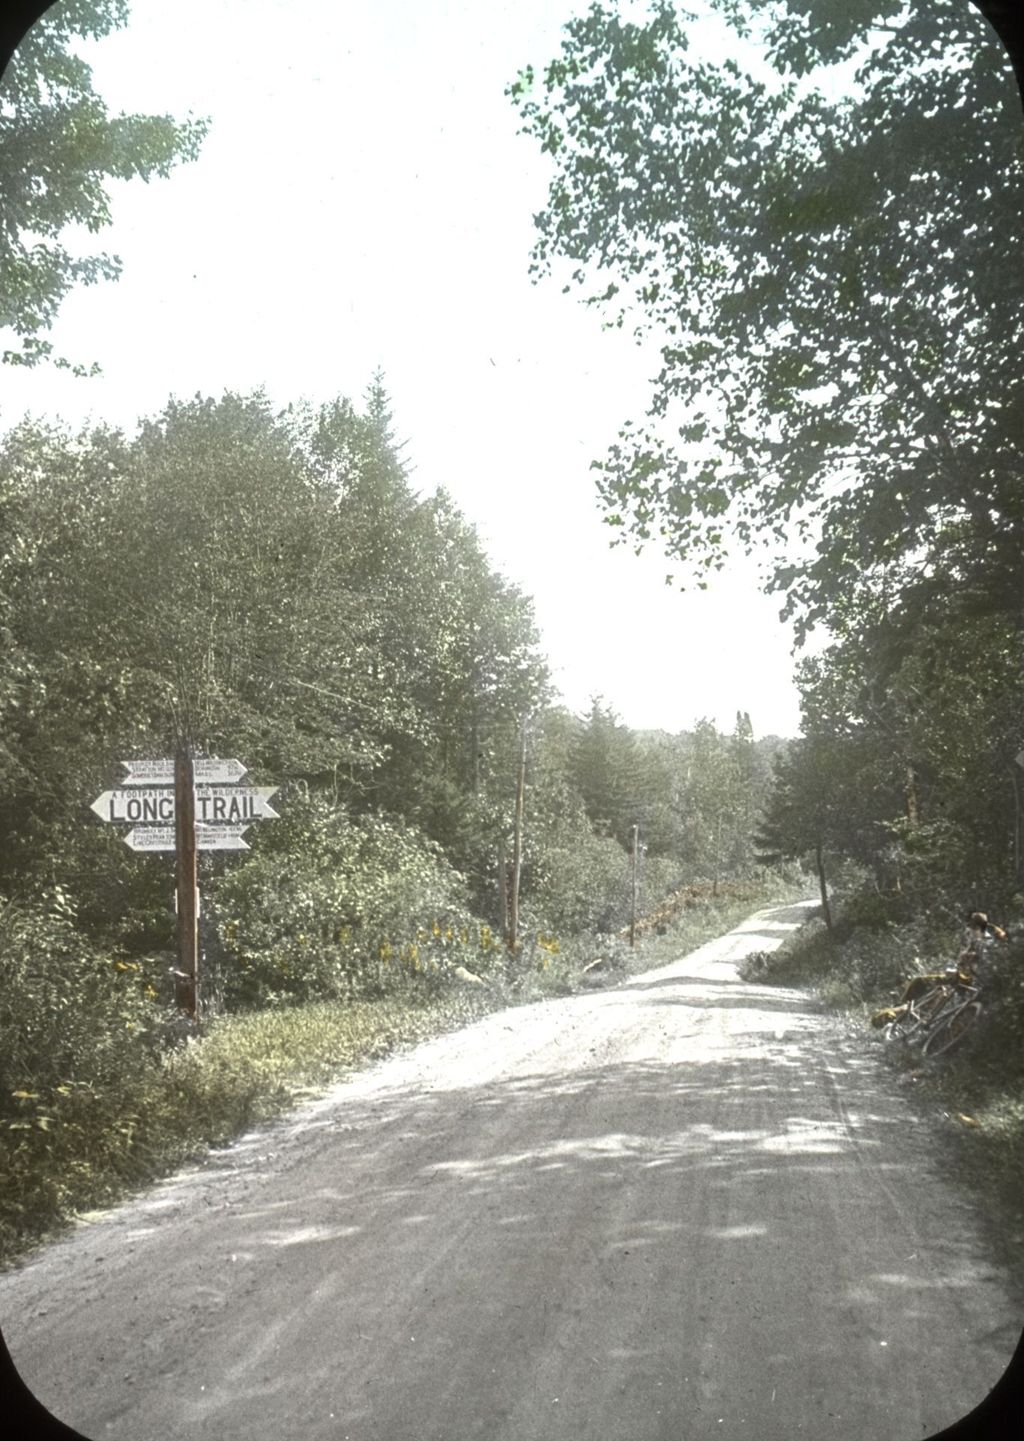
[2,911,1021,1441]
[114,978,1015,1441]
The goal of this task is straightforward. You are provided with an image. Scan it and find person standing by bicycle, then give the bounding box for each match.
[957,910,1007,983]
[871,909,1006,1027]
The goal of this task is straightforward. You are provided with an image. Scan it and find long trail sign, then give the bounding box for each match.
[195,786,278,823]
[90,752,278,1025]
[91,786,278,825]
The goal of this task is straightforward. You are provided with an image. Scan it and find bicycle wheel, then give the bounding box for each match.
[921,1001,983,1059]
[900,991,952,1047]
[882,1015,911,1047]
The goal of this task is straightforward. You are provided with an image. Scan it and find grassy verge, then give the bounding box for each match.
[739,905,1024,1297]
[1,876,799,1271]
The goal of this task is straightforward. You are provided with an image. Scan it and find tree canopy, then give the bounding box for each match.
[0,0,207,370]
[510,0,1024,638]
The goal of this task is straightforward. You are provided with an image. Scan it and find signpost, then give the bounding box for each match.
[175,749,199,1021]
[90,750,277,1024]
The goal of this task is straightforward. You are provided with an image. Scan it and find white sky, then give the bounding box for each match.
[1,0,806,738]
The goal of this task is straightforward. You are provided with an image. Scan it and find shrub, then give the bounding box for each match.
[0,891,173,1106]
[207,795,477,1008]
[528,830,684,937]
[0,890,180,1253]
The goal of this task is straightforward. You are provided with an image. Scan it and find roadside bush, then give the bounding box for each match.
[0,890,180,1254]
[207,795,477,1008]
[0,890,173,1105]
[529,828,659,935]
[528,830,627,933]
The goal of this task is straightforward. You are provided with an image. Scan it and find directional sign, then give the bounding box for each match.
[92,786,277,826]
[121,758,248,786]
[123,825,250,852]
[194,786,278,824]
[196,825,251,851]
[123,827,176,852]
[92,788,175,824]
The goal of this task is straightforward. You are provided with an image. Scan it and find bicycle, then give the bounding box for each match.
[873,910,1009,1060]
[879,968,982,1058]
[918,985,983,1058]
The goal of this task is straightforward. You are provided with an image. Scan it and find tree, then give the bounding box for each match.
[0,0,208,370]
[509,0,1024,637]
[794,563,1024,897]
[571,698,648,848]
[755,733,890,930]
[0,382,559,956]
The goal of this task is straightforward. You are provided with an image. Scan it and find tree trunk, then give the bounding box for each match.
[498,837,509,941]
[815,841,833,933]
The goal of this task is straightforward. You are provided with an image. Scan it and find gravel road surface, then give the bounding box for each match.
[2,901,1021,1440]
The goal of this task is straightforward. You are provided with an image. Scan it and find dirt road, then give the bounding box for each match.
[2,901,1021,1439]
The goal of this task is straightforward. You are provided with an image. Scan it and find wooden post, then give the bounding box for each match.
[815,840,833,934]
[508,718,527,954]
[498,836,509,943]
[174,744,199,1022]
[630,823,639,947]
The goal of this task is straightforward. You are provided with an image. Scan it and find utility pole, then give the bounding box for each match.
[508,717,527,954]
[630,822,639,948]
[498,836,509,942]
[174,743,199,1023]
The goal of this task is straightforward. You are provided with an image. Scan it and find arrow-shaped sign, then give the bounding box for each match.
[123,827,176,852]
[92,788,175,824]
[196,825,251,851]
[194,786,278,824]
[92,787,278,825]
[123,825,251,852]
[121,758,248,786]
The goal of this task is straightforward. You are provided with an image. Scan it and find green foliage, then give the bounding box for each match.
[570,698,647,846]
[208,794,474,1008]
[0,890,173,1105]
[770,589,1024,904]
[0,355,798,1270]
[0,985,496,1266]
[528,826,635,935]
[0,0,208,370]
[510,0,1023,637]
[0,386,549,906]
